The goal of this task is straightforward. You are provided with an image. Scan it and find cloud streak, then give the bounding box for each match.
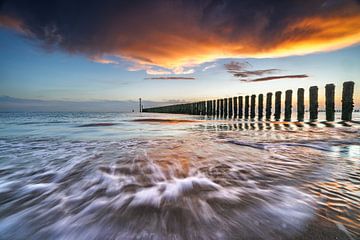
[243,74,309,82]
[1,0,359,72]
[144,77,195,80]
[224,61,308,82]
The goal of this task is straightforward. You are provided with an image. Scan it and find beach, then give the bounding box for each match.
[0,112,359,239]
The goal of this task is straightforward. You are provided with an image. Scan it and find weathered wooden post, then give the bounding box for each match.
[258,94,263,120]
[244,96,250,119]
[229,97,233,118]
[297,88,304,122]
[238,96,243,119]
[208,100,211,116]
[224,98,228,118]
[220,99,224,118]
[212,100,216,116]
[233,97,238,118]
[244,96,249,119]
[274,91,281,121]
[202,101,206,115]
[325,84,335,121]
[205,101,208,115]
[341,81,354,121]
[266,93,272,120]
[309,86,318,121]
[216,99,220,117]
[250,95,256,119]
[284,90,292,122]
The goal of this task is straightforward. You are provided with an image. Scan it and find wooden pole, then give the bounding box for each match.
[258,94,263,120]
[309,86,318,121]
[244,96,249,119]
[266,93,272,121]
[139,98,142,112]
[207,100,211,116]
[250,95,256,119]
[238,96,243,119]
[325,84,335,121]
[216,99,220,117]
[297,88,304,122]
[228,97,233,118]
[274,91,281,121]
[284,90,292,121]
[212,100,216,116]
[202,101,206,115]
[233,97,238,118]
[220,99,224,118]
[341,81,354,121]
[224,98,228,118]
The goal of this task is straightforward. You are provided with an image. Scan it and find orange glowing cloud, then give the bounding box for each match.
[0,0,359,73]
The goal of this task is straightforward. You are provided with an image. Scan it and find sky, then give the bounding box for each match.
[0,0,359,111]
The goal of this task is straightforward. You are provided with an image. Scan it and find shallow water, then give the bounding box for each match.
[0,112,359,240]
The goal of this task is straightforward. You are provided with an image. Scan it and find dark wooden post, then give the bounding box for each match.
[238,96,243,119]
[325,84,335,121]
[297,88,304,122]
[205,101,209,115]
[244,96,249,119]
[258,94,263,120]
[250,95,256,119]
[233,97,238,118]
[274,91,281,121]
[266,93,272,120]
[220,99,224,118]
[284,90,292,122]
[205,101,208,116]
[309,86,318,121]
[212,100,216,116]
[202,101,206,115]
[228,97,233,118]
[209,100,212,116]
[216,99,220,117]
[341,81,354,121]
[224,98,228,118]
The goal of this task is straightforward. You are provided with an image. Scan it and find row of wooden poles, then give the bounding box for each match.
[143,81,355,122]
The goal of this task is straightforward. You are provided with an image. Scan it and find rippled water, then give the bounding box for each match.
[0,112,359,240]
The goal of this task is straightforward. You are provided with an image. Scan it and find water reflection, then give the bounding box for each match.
[0,112,359,239]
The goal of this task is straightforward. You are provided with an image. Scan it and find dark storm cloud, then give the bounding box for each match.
[0,0,359,72]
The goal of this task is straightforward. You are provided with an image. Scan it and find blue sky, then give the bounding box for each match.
[1,28,359,108]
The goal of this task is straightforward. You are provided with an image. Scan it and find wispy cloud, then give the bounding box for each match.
[224,61,308,82]
[144,77,195,80]
[243,74,309,82]
[202,63,217,71]
[90,56,118,65]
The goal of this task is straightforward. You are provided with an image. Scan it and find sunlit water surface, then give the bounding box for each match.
[0,112,359,240]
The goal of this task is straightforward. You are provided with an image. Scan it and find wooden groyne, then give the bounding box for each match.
[142,81,356,121]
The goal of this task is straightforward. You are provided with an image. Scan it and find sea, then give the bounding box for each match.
[0,112,359,240]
